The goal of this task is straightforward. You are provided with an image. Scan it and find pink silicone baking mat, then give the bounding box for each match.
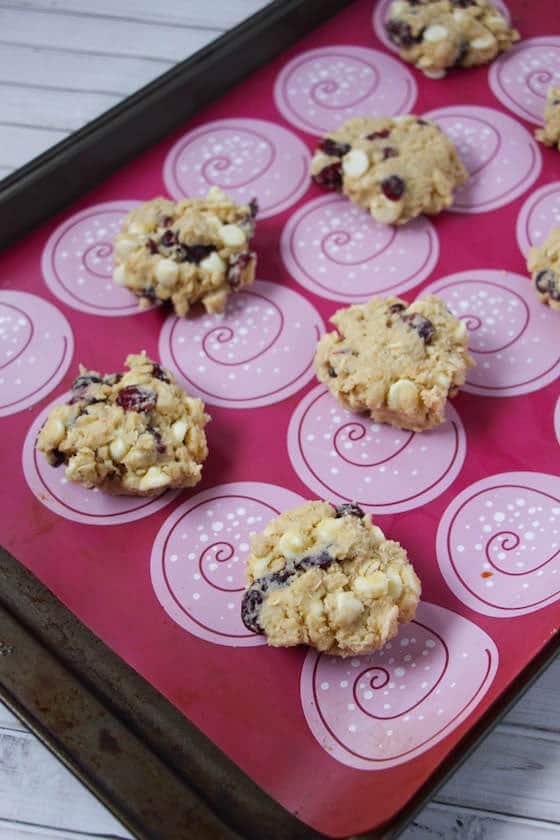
[1,1,560,836]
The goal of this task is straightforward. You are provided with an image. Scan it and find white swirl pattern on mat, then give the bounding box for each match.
[280,195,439,302]
[287,385,466,514]
[301,601,498,770]
[437,472,560,617]
[163,119,310,217]
[516,181,560,257]
[150,482,305,646]
[274,46,416,134]
[489,37,560,124]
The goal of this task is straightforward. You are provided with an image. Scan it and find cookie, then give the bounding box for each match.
[314,295,474,431]
[527,227,560,310]
[310,116,468,225]
[386,0,519,78]
[535,86,560,152]
[36,352,210,495]
[241,500,421,656]
[113,187,257,316]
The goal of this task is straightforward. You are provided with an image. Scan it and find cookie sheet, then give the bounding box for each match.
[1,1,559,836]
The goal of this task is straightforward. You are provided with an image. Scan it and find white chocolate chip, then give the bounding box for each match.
[155,258,179,288]
[200,251,226,274]
[219,224,246,248]
[315,517,345,544]
[278,530,305,560]
[171,418,188,444]
[387,570,403,599]
[139,466,170,492]
[487,16,508,30]
[370,525,386,546]
[471,35,496,49]
[114,238,138,259]
[331,592,364,627]
[354,572,389,600]
[342,148,369,178]
[128,221,148,236]
[454,320,468,341]
[389,0,407,17]
[369,195,403,225]
[387,379,419,412]
[436,373,451,390]
[109,436,129,462]
[206,186,228,203]
[113,265,127,287]
[46,416,66,446]
[423,24,449,43]
[423,68,447,79]
[379,604,399,639]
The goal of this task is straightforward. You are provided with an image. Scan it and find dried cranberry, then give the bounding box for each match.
[381,175,405,201]
[328,366,337,378]
[312,161,343,191]
[161,215,174,227]
[72,374,102,391]
[454,40,469,67]
[116,386,156,413]
[297,551,334,572]
[241,588,264,633]
[366,128,391,141]
[417,118,429,126]
[386,19,418,48]
[160,229,177,248]
[383,146,398,160]
[228,252,253,288]
[402,313,435,344]
[48,448,66,468]
[318,137,351,158]
[141,286,159,304]
[388,302,406,313]
[535,269,557,294]
[249,197,259,218]
[147,238,158,254]
[148,427,166,454]
[152,363,170,383]
[451,0,475,7]
[335,503,365,518]
[179,243,216,264]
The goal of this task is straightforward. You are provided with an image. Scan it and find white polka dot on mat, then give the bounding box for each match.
[163,119,310,218]
[280,194,439,303]
[159,279,323,409]
[274,46,416,135]
[22,393,179,525]
[300,601,498,770]
[437,472,560,617]
[0,290,73,417]
[516,181,560,258]
[41,201,150,317]
[287,385,466,515]
[372,0,511,54]
[489,37,560,125]
[423,269,560,397]
[424,105,541,214]
[150,482,305,646]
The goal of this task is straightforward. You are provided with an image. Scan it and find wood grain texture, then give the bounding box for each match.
[0,2,559,839]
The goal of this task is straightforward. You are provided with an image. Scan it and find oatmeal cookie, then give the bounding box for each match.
[36,352,210,495]
[535,86,560,151]
[113,187,257,315]
[527,227,560,310]
[385,0,519,78]
[314,295,474,431]
[241,500,421,656]
[310,115,468,225]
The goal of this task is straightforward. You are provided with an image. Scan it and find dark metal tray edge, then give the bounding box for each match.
[0,0,558,835]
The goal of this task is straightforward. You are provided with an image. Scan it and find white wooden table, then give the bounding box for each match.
[1,2,559,838]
